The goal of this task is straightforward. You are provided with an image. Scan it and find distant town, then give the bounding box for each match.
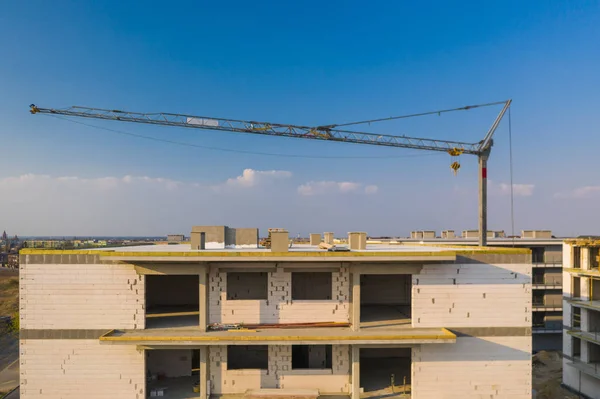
[0,232,185,269]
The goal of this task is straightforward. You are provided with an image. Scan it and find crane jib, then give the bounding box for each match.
[29,100,512,247]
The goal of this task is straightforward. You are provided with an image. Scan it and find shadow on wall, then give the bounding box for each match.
[416,336,531,362]
[413,255,532,286]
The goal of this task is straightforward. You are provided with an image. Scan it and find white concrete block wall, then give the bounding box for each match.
[413,263,531,327]
[412,337,531,399]
[20,263,144,329]
[20,339,145,399]
[209,266,350,324]
[209,345,350,394]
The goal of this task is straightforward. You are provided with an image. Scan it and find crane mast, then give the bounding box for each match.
[30,100,512,246]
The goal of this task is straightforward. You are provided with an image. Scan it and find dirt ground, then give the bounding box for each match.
[0,268,18,319]
[533,351,578,399]
[0,268,19,397]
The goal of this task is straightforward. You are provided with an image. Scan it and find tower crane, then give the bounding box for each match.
[29,100,512,246]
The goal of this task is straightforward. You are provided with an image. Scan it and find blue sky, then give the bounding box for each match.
[0,1,599,236]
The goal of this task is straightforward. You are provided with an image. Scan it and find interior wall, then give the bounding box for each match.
[209,345,350,394]
[592,279,600,301]
[360,347,412,392]
[227,345,268,369]
[589,309,600,332]
[147,349,192,378]
[209,266,350,324]
[292,273,332,300]
[361,274,411,305]
[146,275,199,308]
[544,246,562,263]
[544,292,562,306]
[588,342,600,363]
[227,272,268,300]
[291,345,331,369]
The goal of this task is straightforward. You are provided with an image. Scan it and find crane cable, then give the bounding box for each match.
[508,106,515,246]
[323,100,508,129]
[46,114,444,160]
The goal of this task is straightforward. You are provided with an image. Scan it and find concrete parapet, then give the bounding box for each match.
[348,232,367,250]
[324,232,334,245]
[235,228,259,248]
[310,233,322,246]
[191,226,232,249]
[270,230,289,252]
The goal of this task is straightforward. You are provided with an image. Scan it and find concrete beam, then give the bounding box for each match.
[351,263,423,275]
[134,263,207,275]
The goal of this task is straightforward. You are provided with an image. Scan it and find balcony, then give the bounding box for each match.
[568,299,600,312]
[532,262,562,269]
[531,278,562,290]
[99,324,457,346]
[568,356,600,379]
[532,298,562,311]
[532,325,562,334]
[568,330,600,345]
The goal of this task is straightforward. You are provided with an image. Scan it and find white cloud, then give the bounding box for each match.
[364,185,379,195]
[489,180,535,197]
[0,169,297,235]
[297,181,378,196]
[554,186,600,199]
[225,169,292,188]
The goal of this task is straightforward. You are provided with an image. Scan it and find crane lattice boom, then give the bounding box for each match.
[28,105,503,155]
[29,100,512,246]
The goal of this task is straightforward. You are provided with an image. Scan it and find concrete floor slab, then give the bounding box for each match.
[148,375,199,399]
[101,324,455,346]
[360,306,411,330]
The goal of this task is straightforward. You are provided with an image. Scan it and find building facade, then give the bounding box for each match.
[562,238,600,398]
[379,230,564,352]
[19,227,532,398]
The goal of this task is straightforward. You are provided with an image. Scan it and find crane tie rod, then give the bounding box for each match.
[321,100,509,129]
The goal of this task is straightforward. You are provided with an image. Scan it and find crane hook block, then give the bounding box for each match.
[450,161,461,176]
[448,148,464,157]
[30,104,40,114]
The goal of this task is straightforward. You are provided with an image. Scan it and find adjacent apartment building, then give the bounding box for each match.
[402,229,563,352]
[19,226,532,399]
[562,238,600,398]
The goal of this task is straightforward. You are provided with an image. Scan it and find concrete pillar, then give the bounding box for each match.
[582,341,591,363]
[563,243,572,267]
[199,270,207,332]
[270,230,289,252]
[309,233,321,246]
[351,346,360,399]
[581,309,590,332]
[200,346,208,398]
[324,232,334,245]
[583,248,591,270]
[352,273,360,331]
[581,277,591,301]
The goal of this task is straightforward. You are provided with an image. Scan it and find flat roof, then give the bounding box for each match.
[371,238,564,246]
[20,242,530,262]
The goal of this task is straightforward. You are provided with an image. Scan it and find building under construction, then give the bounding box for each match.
[398,229,563,352]
[19,226,531,399]
[562,238,600,398]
